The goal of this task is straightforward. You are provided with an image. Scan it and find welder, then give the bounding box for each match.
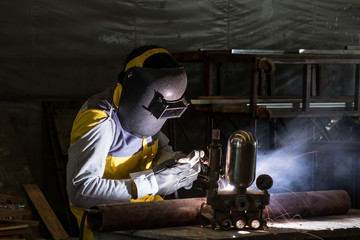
[66,45,203,240]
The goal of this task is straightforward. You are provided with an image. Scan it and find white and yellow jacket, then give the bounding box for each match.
[67,84,177,238]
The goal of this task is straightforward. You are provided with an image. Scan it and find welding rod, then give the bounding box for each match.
[86,190,350,232]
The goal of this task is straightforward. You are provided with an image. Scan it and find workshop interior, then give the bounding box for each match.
[1,0,360,239]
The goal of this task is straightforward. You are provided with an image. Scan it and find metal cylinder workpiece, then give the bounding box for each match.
[225,130,257,189]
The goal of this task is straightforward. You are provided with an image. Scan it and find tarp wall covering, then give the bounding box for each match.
[1,0,360,98]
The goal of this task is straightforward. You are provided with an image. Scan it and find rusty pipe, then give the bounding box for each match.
[87,190,350,232]
[264,190,351,220]
[87,197,205,232]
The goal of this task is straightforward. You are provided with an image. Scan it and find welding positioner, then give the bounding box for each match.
[200,129,272,230]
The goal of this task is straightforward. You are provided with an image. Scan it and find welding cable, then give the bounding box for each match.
[79,209,89,240]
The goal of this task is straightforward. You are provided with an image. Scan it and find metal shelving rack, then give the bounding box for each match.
[173,49,360,208]
[173,49,360,138]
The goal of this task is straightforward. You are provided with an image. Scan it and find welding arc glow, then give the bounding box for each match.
[223,184,234,191]
[218,175,234,190]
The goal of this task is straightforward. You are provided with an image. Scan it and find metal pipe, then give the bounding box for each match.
[87,197,205,232]
[264,190,351,220]
[87,190,350,232]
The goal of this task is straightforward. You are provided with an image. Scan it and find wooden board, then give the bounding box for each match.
[0,209,32,218]
[0,222,29,238]
[0,219,39,227]
[0,228,29,237]
[0,194,25,204]
[0,222,28,232]
[23,184,69,240]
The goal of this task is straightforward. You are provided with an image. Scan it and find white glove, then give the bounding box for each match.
[153,159,195,195]
[177,150,204,168]
[177,150,204,189]
[153,150,204,195]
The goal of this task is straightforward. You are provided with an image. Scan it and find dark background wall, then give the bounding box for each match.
[1,0,360,234]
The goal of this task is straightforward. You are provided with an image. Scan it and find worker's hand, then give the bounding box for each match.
[177,150,204,189]
[153,157,200,196]
[177,150,204,168]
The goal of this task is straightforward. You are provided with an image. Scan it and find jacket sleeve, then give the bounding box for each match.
[66,117,157,208]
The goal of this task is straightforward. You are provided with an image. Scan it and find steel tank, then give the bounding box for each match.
[225,130,257,189]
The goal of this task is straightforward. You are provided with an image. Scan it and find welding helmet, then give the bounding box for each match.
[117,47,188,137]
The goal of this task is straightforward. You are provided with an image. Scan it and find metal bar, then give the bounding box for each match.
[87,190,351,233]
[203,60,212,96]
[302,64,311,112]
[249,60,259,134]
[313,141,360,152]
[267,74,275,96]
[250,60,259,117]
[193,95,356,103]
[192,108,360,118]
[258,71,264,96]
[355,64,360,111]
[264,56,360,65]
[316,64,323,96]
[269,110,360,118]
[172,51,204,62]
[216,62,223,96]
[269,119,276,150]
[174,50,360,64]
[203,59,214,146]
[231,49,288,54]
[205,114,213,146]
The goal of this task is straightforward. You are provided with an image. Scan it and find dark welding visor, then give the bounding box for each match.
[145,91,189,119]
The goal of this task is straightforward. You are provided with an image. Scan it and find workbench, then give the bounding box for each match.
[93,209,360,240]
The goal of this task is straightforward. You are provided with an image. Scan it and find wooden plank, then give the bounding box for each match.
[0,209,32,218]
[0,222,28,232]
[0,219,39,227]
[0,194,24,204]
[23,184,69,240]
[0,228,29,237]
